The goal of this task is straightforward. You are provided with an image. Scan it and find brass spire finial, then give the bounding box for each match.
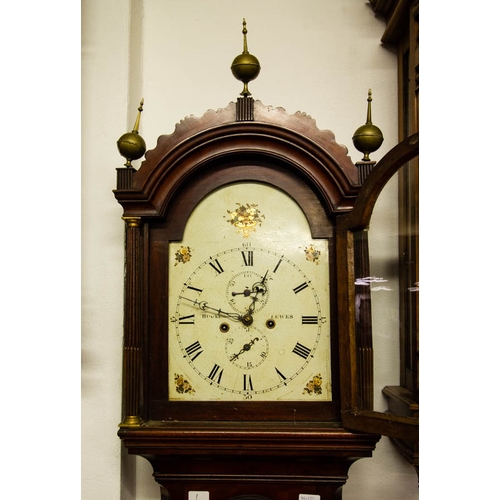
[352,89,384,162]
[132,98,144,133]
[117,99,147,168]
[366,89,373,124]
[231,19,261,96]
[242,18,249,53]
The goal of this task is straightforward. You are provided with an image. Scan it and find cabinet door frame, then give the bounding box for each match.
[337,133,419,442]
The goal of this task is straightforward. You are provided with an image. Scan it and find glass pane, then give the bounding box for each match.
[367,173,401,413]
[354,158,419,414]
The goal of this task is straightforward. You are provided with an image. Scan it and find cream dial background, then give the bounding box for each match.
[168,182,331,401]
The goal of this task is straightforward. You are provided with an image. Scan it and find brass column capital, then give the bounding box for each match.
[122,216,142,228]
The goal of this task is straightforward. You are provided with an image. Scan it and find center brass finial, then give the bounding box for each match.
[230,19,261,96]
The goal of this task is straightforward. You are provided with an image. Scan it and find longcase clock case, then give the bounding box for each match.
[113,98,416,500]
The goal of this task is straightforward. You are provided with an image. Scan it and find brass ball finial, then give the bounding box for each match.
[230,19,261,96]
[117,99,147,167]
[352,89,384,161]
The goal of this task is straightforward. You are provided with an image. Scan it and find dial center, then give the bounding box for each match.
[242,313,253,326]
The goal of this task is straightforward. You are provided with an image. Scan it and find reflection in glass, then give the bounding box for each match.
[355,160,418,414]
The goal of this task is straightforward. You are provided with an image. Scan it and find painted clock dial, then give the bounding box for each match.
[168,182,332,401]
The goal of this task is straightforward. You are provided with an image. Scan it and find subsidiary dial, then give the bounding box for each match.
[226,270,269,315]
[225,327,269,370]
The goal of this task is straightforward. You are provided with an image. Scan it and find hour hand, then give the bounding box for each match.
[180,296,242,321]
[231,287,253,297]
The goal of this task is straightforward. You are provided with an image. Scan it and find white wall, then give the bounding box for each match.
[82,0,131,499]
[82,1,418,499]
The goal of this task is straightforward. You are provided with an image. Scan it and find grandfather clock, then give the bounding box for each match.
[113,20,418,500]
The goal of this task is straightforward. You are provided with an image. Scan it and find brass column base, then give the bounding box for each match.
[119,415,143,428]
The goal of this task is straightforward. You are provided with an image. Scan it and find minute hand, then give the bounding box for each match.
[180,296,242,321]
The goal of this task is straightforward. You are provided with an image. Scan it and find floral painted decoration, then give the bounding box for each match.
[304,245,321,265]
[174,246,193,265]
[174,373,195,394]
[303,374,322,395]
[227,203,265,238]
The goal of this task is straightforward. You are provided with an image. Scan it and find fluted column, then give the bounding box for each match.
[353,229,373,410]
[120,216,143,427]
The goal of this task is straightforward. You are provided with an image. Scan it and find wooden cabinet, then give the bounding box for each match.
[114,100,383,499]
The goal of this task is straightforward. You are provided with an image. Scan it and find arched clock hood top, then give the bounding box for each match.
[114,100,362,220]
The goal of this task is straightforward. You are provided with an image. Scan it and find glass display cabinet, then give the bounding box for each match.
[337,132,419,471]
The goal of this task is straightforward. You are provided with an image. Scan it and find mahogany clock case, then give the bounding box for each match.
[114,100,363,426]
[113,101,419,499]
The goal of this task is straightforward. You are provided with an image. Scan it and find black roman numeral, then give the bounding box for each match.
[178,314,195,324]
[273,257,283,273]
[243,374,253,391]
[209,258,224,275]
[301,315,318,324]
[208,364,223,384]
[241,250,254,266]
[293,282,309,294]
[185,340,203,361]
[275,367,287,384]
[292,342,312,360]
[186,285,203,294]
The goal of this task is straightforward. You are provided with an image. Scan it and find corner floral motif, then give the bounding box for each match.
[174,246,192,265]
[227,203,265,238]
[303,374,322,395]
[304,245,321,265]
[174,373,195,395]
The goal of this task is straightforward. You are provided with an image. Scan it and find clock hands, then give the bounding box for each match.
[230,337,260,361]
[180,296,242,322]
[181,270,270,328]
[253,270,269,294]
[232,272,268,297]
[179,296,254,326]
[231,270,269,317]
[246,295,260,316]
[246,270,269,316]
[258,269,269,284]
[231,288,252,297]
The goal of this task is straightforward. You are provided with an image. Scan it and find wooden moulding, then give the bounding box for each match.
[114,100,362,220]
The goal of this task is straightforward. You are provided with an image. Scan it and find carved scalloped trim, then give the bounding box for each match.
[144,103,237,162]
[144,100,353,165]
[133,100,359,194]
[253,100,351,157]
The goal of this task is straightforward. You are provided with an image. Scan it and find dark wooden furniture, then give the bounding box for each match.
[114,97,418,498]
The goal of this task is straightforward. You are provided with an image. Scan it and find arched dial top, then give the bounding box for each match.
[168,182,332,402]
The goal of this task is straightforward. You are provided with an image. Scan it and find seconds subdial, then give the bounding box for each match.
[225,327,269,370]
